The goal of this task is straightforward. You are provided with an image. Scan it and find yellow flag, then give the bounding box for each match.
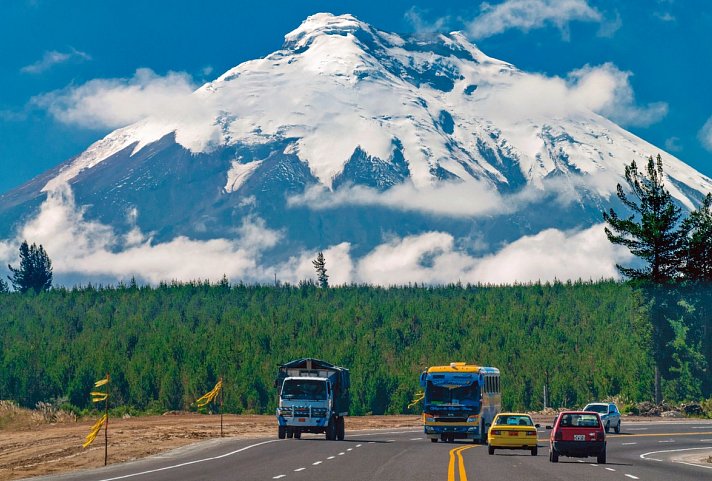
[91,392,108,403]
[407,391,425,409]
[94,377,109,387]
[195,379,223,407]
[82,414,107,448]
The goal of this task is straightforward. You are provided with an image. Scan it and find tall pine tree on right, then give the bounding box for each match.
[604,154,712,402]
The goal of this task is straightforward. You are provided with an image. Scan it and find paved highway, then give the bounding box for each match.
[30,421,712,481]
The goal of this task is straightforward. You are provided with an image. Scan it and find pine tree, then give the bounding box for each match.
[0,278,8,293]
[602,155,685,403]
[312,251,329,288]
[7,241,53,293]
[603,155,685,282]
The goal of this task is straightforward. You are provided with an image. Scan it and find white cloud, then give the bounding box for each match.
[466,0,601,39]
[0,185,629,286]
[699,117,712,152]
[0,184,281,284]
[30,68,201,129]
[21,48,91,74]
[404,6,450,34]
[486,63,667,127]
[353,225,629,285]
[664,136,683,152]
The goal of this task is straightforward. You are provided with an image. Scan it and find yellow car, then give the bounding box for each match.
[487,413,539,456]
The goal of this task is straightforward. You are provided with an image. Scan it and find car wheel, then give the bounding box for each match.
[430,438,438,443]
[550,449,559,463]
[531,446,538,456]
[488,446,494,455]
[614,421,620,434]
[278,426,286,439]
[605,421,610,433]
[597,450,606,464]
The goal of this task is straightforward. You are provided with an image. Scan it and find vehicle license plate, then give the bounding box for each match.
[508,432,519,436]
[298,418,305,422]
[574,435,585,441]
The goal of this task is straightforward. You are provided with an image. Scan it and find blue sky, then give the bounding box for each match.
[1,0,711,195]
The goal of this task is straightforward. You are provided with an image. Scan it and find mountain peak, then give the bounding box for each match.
[283,13,372,50]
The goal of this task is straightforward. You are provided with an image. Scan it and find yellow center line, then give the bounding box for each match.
[448,445,478,481]
[536,431,712,442]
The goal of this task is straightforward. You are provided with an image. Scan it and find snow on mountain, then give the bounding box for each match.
[1,12,711,284]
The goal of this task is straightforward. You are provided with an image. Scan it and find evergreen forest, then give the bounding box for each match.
[3,280,706,416]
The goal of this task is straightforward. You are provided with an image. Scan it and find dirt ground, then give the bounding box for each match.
[1,410,710,481]
[0,412,421,481]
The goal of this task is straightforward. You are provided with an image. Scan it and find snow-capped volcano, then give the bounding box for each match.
[1,13,711,284]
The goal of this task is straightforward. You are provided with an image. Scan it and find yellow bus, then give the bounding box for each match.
[419,362,501,443]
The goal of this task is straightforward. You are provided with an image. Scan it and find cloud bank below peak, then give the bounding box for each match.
[0,185,629,287]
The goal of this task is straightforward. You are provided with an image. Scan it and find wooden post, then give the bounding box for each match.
[104,373,110,466]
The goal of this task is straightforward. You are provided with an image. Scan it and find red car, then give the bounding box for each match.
[547,411,606,464]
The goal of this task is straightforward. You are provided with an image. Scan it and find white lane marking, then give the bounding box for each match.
[347,448,352,451]
[605,467,616,471]
[273,476,286,480]
[641,446,712,463]
[312,461,322,465]
[294,468,306,472]
[410,437,423,440]
[338,452,345,456]
[658,440,675,443]
[356,444,362,447]
[589,463,598,466]
[91,439,280,481]
[577,460,584,463]
[368,441,376,444]
[327,456,335,460]
[627,428,649,431]
[674,460,712,470]
[692,426,709,429]
[625,475,639,480]
[386,439,396,442]
[621,442,638,445]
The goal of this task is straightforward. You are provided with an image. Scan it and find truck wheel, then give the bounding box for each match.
[336,417,345,441]
[278,426,286,439]
[294,431,301,439]
[614,421,620,434]
[287,429,294,439]
[430,438,438,443]
[605,422,610,433]
[325,418,337,440]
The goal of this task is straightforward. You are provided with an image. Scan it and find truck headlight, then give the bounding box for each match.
[278,407,292,416]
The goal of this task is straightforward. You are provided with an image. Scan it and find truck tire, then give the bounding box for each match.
[430,438,438,443]
[294,430,301,439]
[287,429,294,439]
[278,426,286,439]
[336,417,345,441]
[325,418,337,440]
[614,421,620,434]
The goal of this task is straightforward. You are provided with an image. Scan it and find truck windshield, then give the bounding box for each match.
[282,380,327,400]
[426,382,480,407]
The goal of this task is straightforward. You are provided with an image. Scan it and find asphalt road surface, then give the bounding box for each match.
[29,420,712,481]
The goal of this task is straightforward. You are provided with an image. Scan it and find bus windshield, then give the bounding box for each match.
[426,382,480,407]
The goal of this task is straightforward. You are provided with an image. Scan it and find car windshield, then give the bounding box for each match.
[560,414,600,428]
[584,404,608,414]
[281,379,327,400]
[495,415,533,426]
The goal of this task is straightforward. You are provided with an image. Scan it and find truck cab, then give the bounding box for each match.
[275,358,349,441]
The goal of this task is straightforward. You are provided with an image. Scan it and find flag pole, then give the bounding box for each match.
[220,377,224,438]
[104,372,110,466]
